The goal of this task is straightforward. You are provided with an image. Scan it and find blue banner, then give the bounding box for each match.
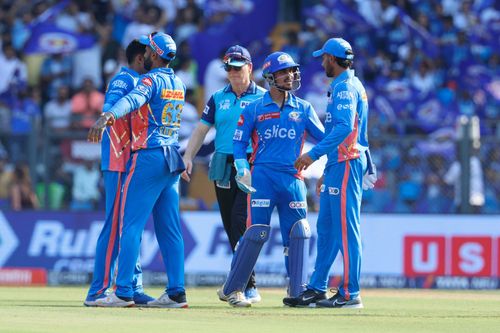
[23,24,96,54]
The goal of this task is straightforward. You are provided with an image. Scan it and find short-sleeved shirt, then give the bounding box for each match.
[201,81,266,154]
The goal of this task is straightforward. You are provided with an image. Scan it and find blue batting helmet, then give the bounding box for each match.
[262,52,301,91]
[313,38,354,60]
[139,32,176,61]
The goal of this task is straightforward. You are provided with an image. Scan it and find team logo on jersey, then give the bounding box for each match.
[237,114,244,126]
[203,105,210,114]
[161,89,184,100]
[141,77,153,86]
[233,129,243,141]
[240,101,251,108]
[219,99,231,110]
[289,201,306,209]
[288,111,302,122]
[328,187,340,195]
[251,199,270,207]
[257,112,280,122]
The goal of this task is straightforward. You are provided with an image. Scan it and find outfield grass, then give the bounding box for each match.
[0,287,499,333]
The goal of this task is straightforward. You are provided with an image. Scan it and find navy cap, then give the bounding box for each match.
[139,32,177,61]
[223,45,252,67]
[313,38,354,60]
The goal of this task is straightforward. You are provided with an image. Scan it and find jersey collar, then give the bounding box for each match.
[331,69,354,88]
[223,81,257,96]
[123,66,139,77]
[262,91,298,108]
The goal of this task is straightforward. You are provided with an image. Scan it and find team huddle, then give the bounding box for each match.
[85,31,376,309]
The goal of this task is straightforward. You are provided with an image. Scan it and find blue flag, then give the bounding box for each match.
[24,24,96,54]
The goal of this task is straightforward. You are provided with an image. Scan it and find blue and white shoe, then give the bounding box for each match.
[133,293,155,307]
[244,287,261,304]
[94,292,135,308]
[147,292,188,308]
[83,293,106,307]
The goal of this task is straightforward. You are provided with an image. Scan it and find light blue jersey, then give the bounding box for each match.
[201,82,265,154]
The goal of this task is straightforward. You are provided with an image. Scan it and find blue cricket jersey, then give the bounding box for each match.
[233,91,324,177]
[101,67,138,172]
[107,67,186,150]
[308,70,369,167]
[201,81,266,154]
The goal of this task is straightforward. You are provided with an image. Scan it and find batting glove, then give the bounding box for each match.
[234,159,256,194]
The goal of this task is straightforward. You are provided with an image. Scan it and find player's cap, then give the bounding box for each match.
[223,45,252,67]
[313,38,354,60]
[262,51,299,76]
[139,32,176,61]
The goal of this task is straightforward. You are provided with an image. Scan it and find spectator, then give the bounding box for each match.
[40,53,73,101]
[44,85,72,131]
[71,78,104,129]
[10,163,39,211]
[0,148,13,206]
[0,43,27,104]
[70,159,100,211]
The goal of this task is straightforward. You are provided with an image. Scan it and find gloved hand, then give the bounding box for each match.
[362,150,377,190]
[362,164,377,190]
[234,159,256,193]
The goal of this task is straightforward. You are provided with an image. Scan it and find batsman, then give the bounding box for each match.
[218,52,325,307]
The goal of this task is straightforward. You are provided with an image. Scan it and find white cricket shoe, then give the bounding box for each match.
[217,288,228,302]
[147,292,188,308]
[94,292,134,308]
[227,291,251,308]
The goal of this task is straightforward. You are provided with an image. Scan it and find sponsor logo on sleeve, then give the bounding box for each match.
[111,79,128,89]
[202,105,210,114]
[289,201,307,209]
[233,129,243,141]
[137,85,148,94]
[141,77,153,86]
[251,199,271,207]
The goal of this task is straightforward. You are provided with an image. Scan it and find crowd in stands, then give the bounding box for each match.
[0,0,498,214]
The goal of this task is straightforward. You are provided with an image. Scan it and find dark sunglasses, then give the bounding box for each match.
[224,64,243,72]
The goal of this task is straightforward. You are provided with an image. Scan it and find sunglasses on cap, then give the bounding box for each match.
[223,52,251,64]
[224,64,244,72]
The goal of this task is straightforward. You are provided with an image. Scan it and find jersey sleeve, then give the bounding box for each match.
[305,102,325,142]
[108,75,153,119]
[103,75,133,113]
[308,82,357,161]
[233,103,255,160]
[200,96,216,126]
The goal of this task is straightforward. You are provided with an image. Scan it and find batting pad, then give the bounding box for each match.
[287,219,312,297]
[223,224,270,295]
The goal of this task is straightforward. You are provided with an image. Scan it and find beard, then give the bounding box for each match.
[144,55,153,71]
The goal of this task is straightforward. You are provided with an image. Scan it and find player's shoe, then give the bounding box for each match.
[316,290,363,309]
[282,288,327,307]
[216,288,228,302]
[94,292,135,308]
[83,293,106,307]
[147,292,188,308]
[227,291,251,308]
[133,293,155,307]
[244,287,261,304]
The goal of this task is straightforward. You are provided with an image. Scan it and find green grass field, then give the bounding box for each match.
[1,287,499,333]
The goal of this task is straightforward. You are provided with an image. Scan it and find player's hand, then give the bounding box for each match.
[294,153,314,171]
[234,159,256,193]
[362,164,377,190]
[87,113,115,143]
[316,175,324,196]
[181,158,193,182]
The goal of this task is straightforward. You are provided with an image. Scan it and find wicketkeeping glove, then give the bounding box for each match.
[362,150,377,190]
[234,159,256,194]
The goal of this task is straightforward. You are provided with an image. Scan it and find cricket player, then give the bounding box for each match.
[88,32,187,308]
[218,51,325,307]
[84,39,154,306]
[285,38,376,308]
[182,45,266,303]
